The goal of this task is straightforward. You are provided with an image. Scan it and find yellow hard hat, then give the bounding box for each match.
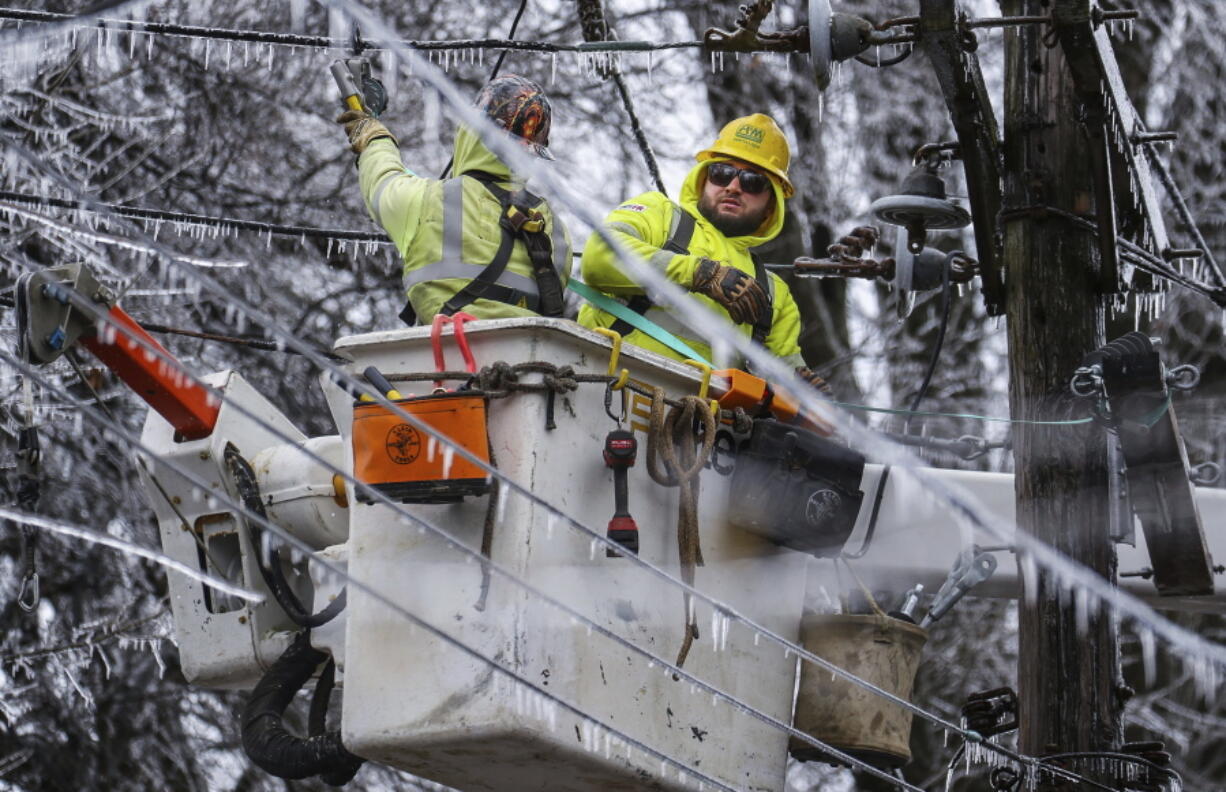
[696,113,794,198]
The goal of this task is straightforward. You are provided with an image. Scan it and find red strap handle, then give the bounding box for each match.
[431,312,478,389]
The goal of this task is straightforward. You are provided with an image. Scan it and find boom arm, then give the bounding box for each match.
[16,263,220,440]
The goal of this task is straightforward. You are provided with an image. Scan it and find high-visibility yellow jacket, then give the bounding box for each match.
[356,126,572,323]
[577,160,804,367]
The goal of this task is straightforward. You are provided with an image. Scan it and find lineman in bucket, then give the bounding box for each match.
[337,75,572,324]
[579,113,871,392]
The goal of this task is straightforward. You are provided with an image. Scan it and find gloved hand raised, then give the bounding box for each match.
[690,258,769,326]
[336,109,397,155]
[795,366,834,397]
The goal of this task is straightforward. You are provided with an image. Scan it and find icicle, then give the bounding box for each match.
[204,40,211,70]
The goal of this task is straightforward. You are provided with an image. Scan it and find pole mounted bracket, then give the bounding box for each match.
[915,0,1007,315]
[16,262,113,365]
[1075,332,1214,596]
[1051,0,1172,296]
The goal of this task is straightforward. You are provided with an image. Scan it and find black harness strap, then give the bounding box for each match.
[399,171,564,325]
[609,209,695,337]
[439,171,563,319]
[749,252,771,345]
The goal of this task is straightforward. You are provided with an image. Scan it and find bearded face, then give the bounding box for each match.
[696,162,775,237]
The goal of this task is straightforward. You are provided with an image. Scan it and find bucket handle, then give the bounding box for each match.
[431,312,478,388]
[838,557,891,630]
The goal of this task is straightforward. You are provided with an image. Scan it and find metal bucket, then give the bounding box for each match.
[790,612,928,768]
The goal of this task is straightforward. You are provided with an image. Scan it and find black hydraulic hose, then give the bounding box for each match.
[241,632,364,784]
[308,658,355,787]
[222,443,347,628]
[902,250,957,434]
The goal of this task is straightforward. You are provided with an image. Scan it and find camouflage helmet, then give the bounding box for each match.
[475,75,554,160]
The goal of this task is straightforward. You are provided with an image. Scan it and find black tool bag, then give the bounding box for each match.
[728,419,866,557]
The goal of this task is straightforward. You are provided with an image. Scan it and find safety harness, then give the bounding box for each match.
[398,170,565,325]
[606,204,774,347]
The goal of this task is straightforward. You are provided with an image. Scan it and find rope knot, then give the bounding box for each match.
[476,361,517,396]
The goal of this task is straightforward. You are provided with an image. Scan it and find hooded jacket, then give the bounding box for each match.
[577,160,803,367]
[356,127,572,323]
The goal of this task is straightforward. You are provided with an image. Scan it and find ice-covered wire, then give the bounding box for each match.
[1142,143,1224,288]
[0,602,168,664]
[0,200,250,269]
[4,6,1221,784]
[0,7,703,54]
[0,189,390,243]
[0,504,264,604]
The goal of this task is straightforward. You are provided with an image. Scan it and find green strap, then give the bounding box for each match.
[567,281,711,365]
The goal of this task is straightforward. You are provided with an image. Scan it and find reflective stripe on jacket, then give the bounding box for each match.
[577,160,803,367]
[357,127,572,322]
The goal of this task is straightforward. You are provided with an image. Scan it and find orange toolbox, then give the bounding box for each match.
[351,313,492,504]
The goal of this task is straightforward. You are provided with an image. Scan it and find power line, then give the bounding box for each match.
[0,189,388,243]
[1142,142,1225,288]
[2,7,1216,779]
[6,188,1224,309]
[0,7,703,54]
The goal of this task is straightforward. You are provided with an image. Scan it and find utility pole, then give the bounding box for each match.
[1002,0,1123,780]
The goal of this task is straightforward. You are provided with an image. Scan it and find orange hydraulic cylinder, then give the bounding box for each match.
[80,305,220,440]
[712,368,832,436]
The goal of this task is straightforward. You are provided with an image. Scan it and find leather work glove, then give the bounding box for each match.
[690,258,769,326]
[795,366,834,397]
[336,109,397,155]
[827,225,879,260]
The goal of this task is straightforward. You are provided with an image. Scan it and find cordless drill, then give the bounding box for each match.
[603,429,639,556]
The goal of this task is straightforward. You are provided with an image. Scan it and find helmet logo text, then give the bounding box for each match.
[734,124,765,146]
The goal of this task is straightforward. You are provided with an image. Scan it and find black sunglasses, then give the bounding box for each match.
[706,161,772,195]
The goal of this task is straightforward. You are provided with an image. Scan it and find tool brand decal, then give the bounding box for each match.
[386,424,422,464]
[805,489,841,526]
[734,124,764,145]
